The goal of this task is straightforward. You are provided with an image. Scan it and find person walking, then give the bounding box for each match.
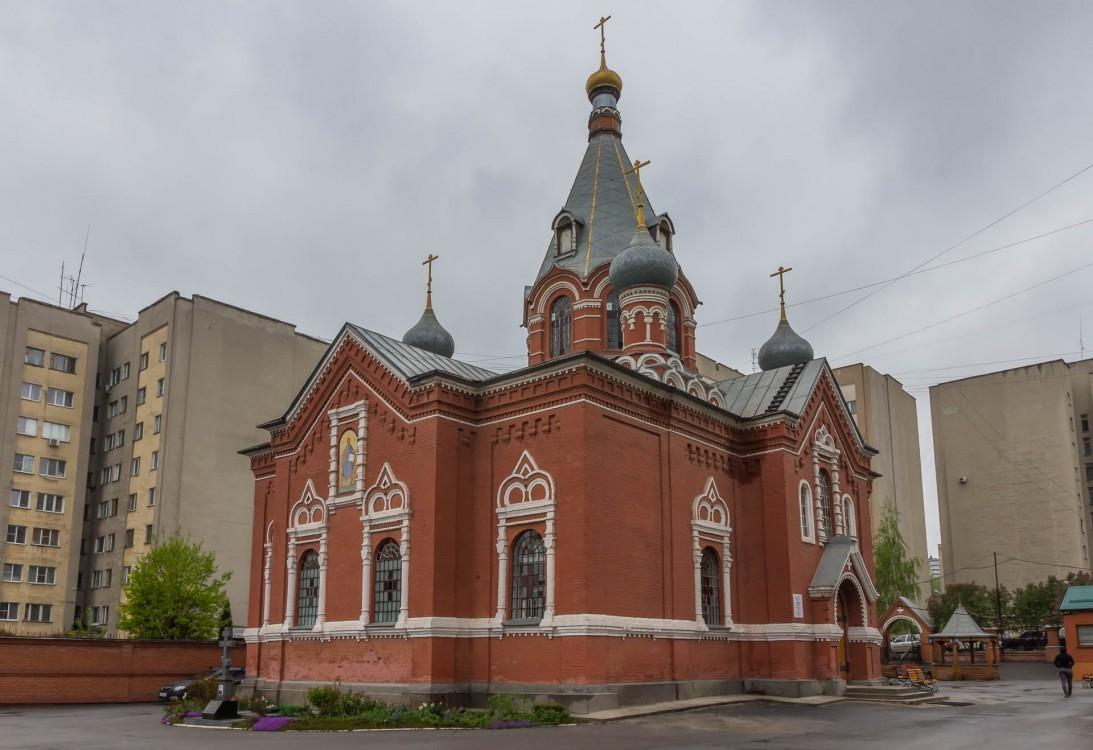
[1055,646,1075,697]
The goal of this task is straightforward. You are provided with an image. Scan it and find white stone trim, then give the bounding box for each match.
[328,400,367,511]
[798,480,815,544]
[242,617,849,643]
[691,477,732,627]
[812,424,841,544]
[495,451,556,625]
[361,463,412,626]
[262,521,275,628]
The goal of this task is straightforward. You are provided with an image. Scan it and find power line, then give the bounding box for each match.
[834,258,1093,360]
[697,215,1093,330]
[801,158,1093,334]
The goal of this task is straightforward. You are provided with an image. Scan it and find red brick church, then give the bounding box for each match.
[241,30,882,710]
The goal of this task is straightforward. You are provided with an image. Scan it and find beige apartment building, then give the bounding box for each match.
[1,291,325,634]
[1,295,122,633]
[833,364,931,601]
[931,358,1093,591]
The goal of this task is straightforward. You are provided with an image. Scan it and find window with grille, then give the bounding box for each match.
[296,551,320,628]
[818,470,834,537]
[372,539,402,624]
[606,290,622,349]
[509,531,546,623]
[666,301,681,354]
[700,547,721,625]
[550,297,572,358]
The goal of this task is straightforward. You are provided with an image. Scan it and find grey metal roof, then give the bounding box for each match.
[897,595,933,627]
[717,358,825,419]
[536,131,660,282]
[930,605,991,639]
[810,536,857,591]
[347,324,496,382]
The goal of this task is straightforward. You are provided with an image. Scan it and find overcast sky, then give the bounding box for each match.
[4,2,1093,555]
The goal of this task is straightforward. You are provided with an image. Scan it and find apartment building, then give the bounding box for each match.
[833,363,930,602]
[931,358,1093,591]
[0,295,125,633]
[1,290,325,634]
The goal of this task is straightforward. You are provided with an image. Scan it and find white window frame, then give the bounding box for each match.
[10,489,31,509]
[32,528,59,547]
[494,451,556,627]
[20,382,42,401]
[6,525,27,545]
[46,387,74,408]
[49,353,76,374]
[24,347,45,366]
[691,477,733,628]
[27,565,56,585]
[2,563,23,582]
[799,480,815,543]
[13,454,34,474]
[0,602,18,621]
[41,421,70,443]
[16,417,38,437]
[24,603,52,623]
[39,458,67,478]
[36,493,64,513]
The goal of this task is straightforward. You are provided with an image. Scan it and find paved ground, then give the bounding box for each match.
[2,664,1088,750]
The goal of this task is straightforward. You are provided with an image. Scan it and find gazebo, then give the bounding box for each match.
[929,605,999,680]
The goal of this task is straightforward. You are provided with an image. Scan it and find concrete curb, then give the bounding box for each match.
[581,694,844,722]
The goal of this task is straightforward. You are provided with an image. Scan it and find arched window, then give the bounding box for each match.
[700,547,721,626]
[510,530,546,622]
[666,301,681,354]
[296,550,320,628]
[373,539,402,624]
[818,469,833,538]
[843,495,857,538]
[799,482,814,542]
[606,290,622,350]
[550,296,572,358]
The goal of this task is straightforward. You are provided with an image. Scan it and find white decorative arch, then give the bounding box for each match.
[708,389,726,409]
[664,370,686,390]
[836,572,869,627]
[812,424,843,543]
[685,378,707,400]
[533,280,582,315]
[880,613,923,637]
[798,480,815,543]
[495,451,557,625]
[285,480,328,630]
[360,463,412,626]
[691,477,733,628]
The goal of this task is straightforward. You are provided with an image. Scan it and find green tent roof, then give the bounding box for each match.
[1059,585,1093,613]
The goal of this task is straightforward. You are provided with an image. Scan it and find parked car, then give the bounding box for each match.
[889,633,920,655]
[1002,631,1047,651]
[158,667,245,701]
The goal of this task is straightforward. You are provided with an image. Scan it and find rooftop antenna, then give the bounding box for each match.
[72,225,90,309]
[751,348,758,373]
[58,261,65,306]
[1081,313,1086,360]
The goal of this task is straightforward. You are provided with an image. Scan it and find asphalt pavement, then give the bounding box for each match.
[0,663,1087,750]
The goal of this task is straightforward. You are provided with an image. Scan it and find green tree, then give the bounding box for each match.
[1010,578,1064,631]
[118,537,231,640]
[927,582,1007,631]
[873,503,921,613]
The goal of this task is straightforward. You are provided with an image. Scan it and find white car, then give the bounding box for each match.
[889,634,920,655]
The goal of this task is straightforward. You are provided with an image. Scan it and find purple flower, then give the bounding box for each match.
[489,719,534,730]
[253,716,296,732]
[160,716,172,725]
[184,712,202,718]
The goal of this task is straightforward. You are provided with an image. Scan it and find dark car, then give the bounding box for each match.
[1002,631,1047,651]
[158,667,245,701]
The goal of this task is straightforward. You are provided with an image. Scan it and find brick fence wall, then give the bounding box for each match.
[0,637,244,704]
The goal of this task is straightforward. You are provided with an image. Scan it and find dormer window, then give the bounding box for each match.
[657,220,673,251]
[550,210,582,257]
[556,221,574,256]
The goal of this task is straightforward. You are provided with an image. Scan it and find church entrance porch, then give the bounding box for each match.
[835,576,877,683]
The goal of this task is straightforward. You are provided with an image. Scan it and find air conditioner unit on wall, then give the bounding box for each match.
[48,438,61,447]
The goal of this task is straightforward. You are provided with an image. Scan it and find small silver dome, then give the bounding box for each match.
[402,307,455,358]
[758,317,814,371]
[609,224,679,291]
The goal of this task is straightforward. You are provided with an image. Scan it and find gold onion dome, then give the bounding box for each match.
[586,58,622,97]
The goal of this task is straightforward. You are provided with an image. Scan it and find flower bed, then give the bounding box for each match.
[163,685,571,732]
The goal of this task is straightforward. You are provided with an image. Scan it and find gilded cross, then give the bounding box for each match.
[594,15,611,58]
[770,265,792,320]
[422,253,439,309]
[624,158,651,226]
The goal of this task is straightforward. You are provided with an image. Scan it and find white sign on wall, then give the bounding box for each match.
[792,593,804,619]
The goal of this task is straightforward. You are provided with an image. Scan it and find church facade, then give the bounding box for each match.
[240,36,883,710]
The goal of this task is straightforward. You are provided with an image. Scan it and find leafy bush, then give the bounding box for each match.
[486,693,527,719]
[273,704,308,717]
[162,698,203,724]
[305,685,344,716]
[184,677,219,704]
[238,695,276,715]
[532,701,570,724]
